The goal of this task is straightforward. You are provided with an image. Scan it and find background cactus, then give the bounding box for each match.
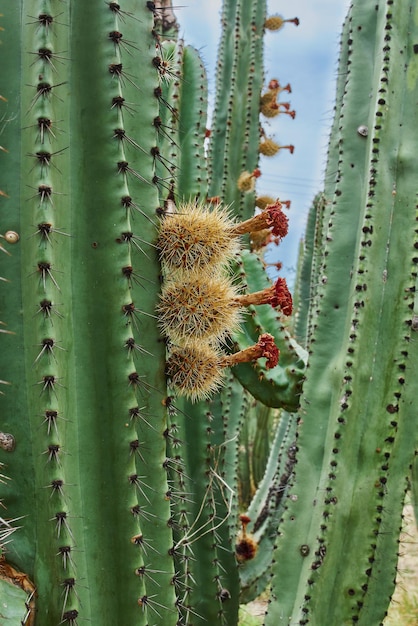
[264,1,418,624]
[1,1,417,625]
[0,0,299,624]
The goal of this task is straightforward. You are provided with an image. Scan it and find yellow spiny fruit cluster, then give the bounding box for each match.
[156,201,240,401]
[157,201,287,402]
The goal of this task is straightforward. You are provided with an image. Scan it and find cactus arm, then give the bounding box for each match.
[165,386,242,624]
[293,193,327,346]
[177,45,209,202]
[239,411,297,603]
[154,38,180,202]
[265,1,418,623]
[155,39,208,203]
[0,2,181,623]
[208,0,267,219]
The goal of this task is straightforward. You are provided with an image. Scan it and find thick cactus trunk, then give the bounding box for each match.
[266,1,418,624]
[0,2,176,623]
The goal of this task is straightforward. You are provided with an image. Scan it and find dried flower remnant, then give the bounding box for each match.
[231,201,288,240]
[235,514,258,562]
[233,277,293,316]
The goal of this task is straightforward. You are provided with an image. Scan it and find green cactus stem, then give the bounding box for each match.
[265,1,418,623]
[0,2,178,623]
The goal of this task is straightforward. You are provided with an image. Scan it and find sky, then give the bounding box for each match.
[176,0,351,285]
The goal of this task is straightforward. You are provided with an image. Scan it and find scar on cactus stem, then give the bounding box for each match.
[235,514,258,562]
[237,168,261,192]
[265,16,300,31]
[166,334,279,402]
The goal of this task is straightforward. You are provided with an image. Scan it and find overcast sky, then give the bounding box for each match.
[178,0,351,284]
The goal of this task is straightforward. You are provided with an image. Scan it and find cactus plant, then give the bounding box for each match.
[2,0,416,625]
[264,1,418,624]
[0,0,300,624]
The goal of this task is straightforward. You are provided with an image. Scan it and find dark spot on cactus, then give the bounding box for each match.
[130,504,148,520]
[37,181,53,202]
[117,161,149,184]
[37,117,52,143]
[347,588,356,596]
[49,479,64,495]
[129,439,140,456]
[128,372,141,388]
[42,409,59,434]
[39,374,61,396]
[108,2,121,12]
[54,511,70,536]
[109,62,123,78]
[33,150,51,168]
[300,544,310,557]
[218,588,231,602]
[414,44,418,54]
[46,444,61,463]
[61,610,78,624]
[108,30,123,46]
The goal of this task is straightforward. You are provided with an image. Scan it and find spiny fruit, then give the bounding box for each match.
[157,276,241,345]
[264,16,300,31]
[158,272,292,348]
[237,168,261,192]
[259,137,295,156]
[157,200,288,277]
[166,334,279,402]
[157,201,238,276]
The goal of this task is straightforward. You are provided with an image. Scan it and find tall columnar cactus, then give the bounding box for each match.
[264,1,418,624]
[0,1,300,624]
[3,1,415,625]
